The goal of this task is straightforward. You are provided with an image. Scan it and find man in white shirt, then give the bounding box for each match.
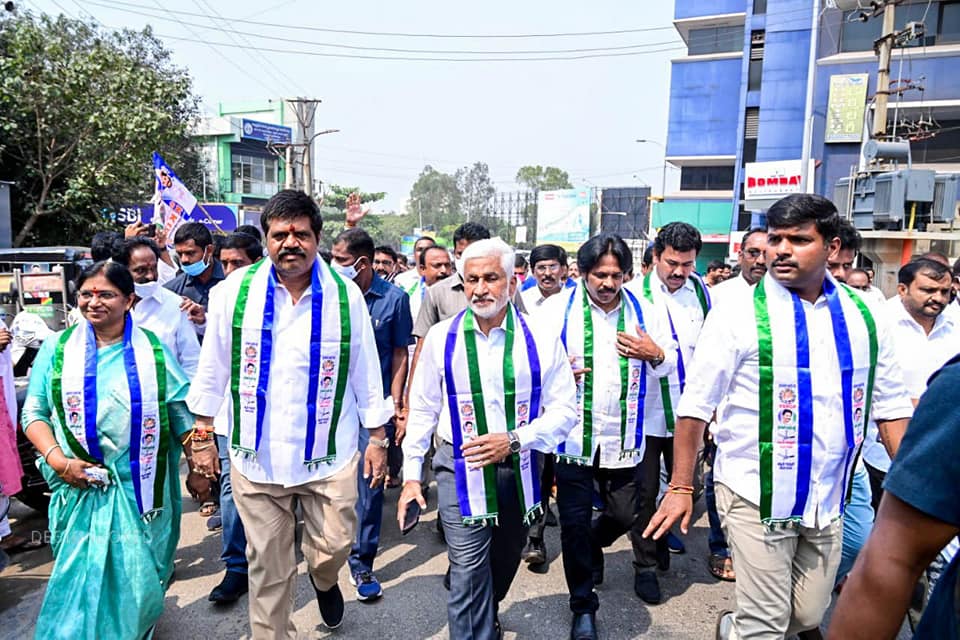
[205,231,264,606]
[710,228,767,305]
[624,221,710,603]
[543,233,675,640]
[115,237,200,377]
[188,190,393,639]
[394,236,437,291]
[519,244,576,321]
[399,238,578,640]
[698,227,767,582]
[519,243,577,566]
[863,257,960,505]
[645,194,914,640]
[406,245,452,324]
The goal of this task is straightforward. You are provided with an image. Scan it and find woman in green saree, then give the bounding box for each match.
[22,260,206,639]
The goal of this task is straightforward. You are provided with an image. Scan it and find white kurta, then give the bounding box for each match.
[187,259,394,487]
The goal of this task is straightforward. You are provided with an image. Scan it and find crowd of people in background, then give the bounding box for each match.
[5,188,960,639]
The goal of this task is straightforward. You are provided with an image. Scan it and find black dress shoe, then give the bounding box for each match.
[591,545,604,586]
[208,570,248,604]
[634,570,662,604]
[570,612,598,640]
[310,576,344,629]
[443,566,451,590]
[522,538,547,565]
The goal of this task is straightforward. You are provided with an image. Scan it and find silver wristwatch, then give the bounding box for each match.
[369,436,390,449]
[507,431,521,454]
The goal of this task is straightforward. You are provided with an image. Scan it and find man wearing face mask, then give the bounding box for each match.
[115,237,200,377]
[331,228,413,602]
[165,222,225,329]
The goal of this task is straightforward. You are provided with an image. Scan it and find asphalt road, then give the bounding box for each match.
[0,468,911,639]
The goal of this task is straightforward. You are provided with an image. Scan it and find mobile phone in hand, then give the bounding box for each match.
[401,500,421,535]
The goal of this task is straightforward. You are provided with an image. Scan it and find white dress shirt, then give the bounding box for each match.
[131,285,201,378]
[708,273,753,307]
[157,259,177,286]
[403,309,579,483]
[393,268,420,291]
[541,289,677,468]
[187,260,394,487]
[676,276,914,528]
[623,270,707,438]
[862,297,960,472]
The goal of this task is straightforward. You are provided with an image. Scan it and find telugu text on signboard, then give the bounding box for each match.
[825,74,869,144]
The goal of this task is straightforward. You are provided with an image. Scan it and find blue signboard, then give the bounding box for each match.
[114,204,238,234]
[241,119,292,144]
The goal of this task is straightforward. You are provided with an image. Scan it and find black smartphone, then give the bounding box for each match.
[401,500,422,535]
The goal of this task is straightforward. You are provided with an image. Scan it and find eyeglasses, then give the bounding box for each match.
[534,263,563,274]
[78,290,121,302]
[743,249,763,258]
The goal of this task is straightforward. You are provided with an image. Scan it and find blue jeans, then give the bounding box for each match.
[703,440,729,556]
[435,442,527,640]
[348,423,393,575]
[216,434,248,574]
[837,465,874,584]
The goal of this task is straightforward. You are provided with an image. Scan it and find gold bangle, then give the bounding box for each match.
[42,443,62,461]
[58,458,73,478]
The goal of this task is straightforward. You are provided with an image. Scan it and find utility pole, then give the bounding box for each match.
[287,98,320,196]
[799,0,821,192]
[267,98,338,199]
[872,2,897,138]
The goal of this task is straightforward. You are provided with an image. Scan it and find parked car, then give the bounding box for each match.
[0,247,91,512]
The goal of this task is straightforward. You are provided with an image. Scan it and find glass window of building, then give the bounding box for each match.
[940,2,960,42]
[231,153,278,196]
[688,25,744,55]
[753,0,767,15]
[680,166,736,191]
[841,3,949,50]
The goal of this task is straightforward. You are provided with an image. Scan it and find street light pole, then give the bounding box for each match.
[636,139,667,199]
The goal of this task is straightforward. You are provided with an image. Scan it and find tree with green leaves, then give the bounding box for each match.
[0,12,201,246]
[319,183,385,211]
[408,165,461,230]
[515,165,573,192]
[455,161,495,222]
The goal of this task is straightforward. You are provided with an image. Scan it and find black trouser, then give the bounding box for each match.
[555,457,646,614]
[864,461,886,515]
[637,435,673,569]
[529,454,555,541]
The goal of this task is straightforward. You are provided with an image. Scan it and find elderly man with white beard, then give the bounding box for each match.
[400,238,579,640]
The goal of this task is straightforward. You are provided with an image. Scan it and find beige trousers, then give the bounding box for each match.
[716,482,842,640]
[232,453,360,640]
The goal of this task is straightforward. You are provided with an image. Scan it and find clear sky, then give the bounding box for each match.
[22,0,682,213]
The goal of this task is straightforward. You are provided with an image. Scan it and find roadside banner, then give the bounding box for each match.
[536,188,591,251]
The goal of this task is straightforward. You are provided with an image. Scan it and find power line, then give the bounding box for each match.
[91,0,678,39]
[194,0,303,95]
[144,0,285,97]
[84,1,682,55]
[132,33,687,62]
